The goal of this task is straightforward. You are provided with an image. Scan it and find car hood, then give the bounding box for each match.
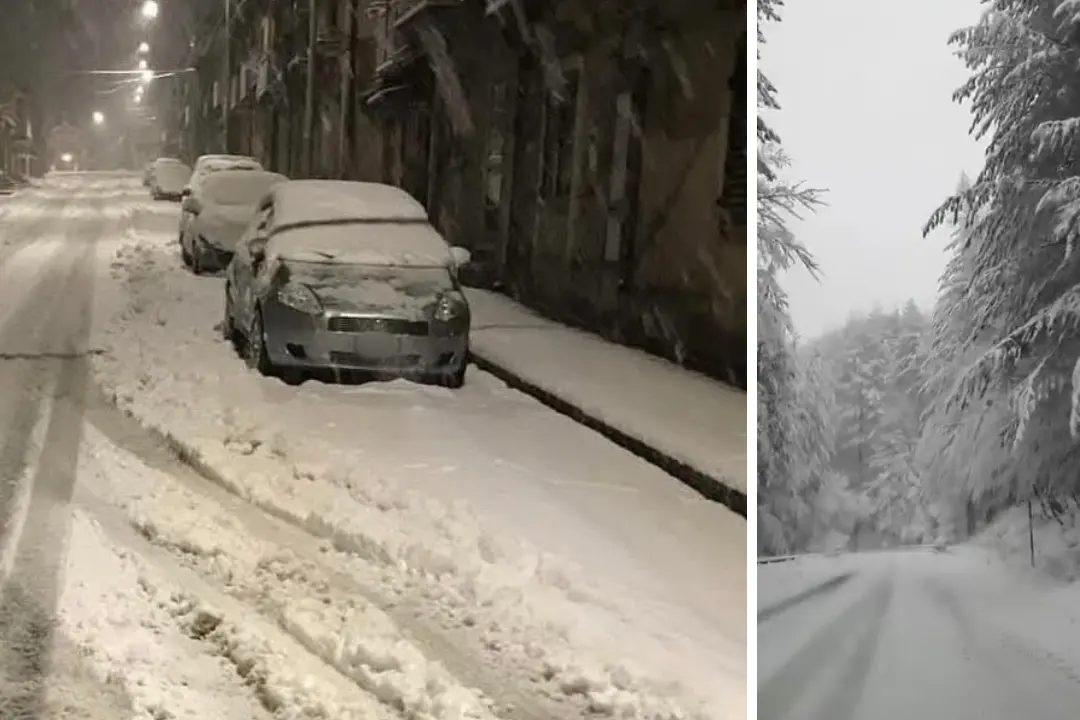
[193,204,254,250]
[294,275,459,321]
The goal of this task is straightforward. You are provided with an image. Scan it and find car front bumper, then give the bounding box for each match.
[262,303,468,376]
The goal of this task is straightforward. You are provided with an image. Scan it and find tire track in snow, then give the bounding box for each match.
[82,391,565,720]
[758,576,893,720]
[0,207,116,720]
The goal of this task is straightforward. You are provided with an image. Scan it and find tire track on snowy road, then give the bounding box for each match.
[0,204,115,719]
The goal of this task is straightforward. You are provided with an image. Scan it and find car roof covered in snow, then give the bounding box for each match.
[193,155,261,173]
[270,180,429,228]
[267,221,454,268]
[200,168,286,193]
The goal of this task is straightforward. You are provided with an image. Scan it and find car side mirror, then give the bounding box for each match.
[450,246,471,267]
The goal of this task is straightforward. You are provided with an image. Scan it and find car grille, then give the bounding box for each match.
[327,316,428,335]
[330,352,422,368]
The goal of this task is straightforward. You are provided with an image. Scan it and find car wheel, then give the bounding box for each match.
[433,364,466,389]
[245,308,276,376]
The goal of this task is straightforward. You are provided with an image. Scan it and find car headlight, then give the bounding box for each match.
[434,295,467,322]
[276,283,321,314]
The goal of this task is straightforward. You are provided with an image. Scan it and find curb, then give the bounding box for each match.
[468,351,746,518]
[757,571,854,624]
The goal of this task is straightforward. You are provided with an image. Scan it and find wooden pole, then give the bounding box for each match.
[1028,498,1036,567]
[302,0,317,176]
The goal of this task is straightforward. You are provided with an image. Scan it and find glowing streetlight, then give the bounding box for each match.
[138,59,148,70]
[140,68,154,84]
[60,153,73,164]
[138,41,150,54]
[140,1,159,20]
[92,111,105,126]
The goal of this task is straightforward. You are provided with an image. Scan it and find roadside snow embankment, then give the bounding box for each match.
[90,222,741,719]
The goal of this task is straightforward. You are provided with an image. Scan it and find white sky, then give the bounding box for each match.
[760,0,988,339]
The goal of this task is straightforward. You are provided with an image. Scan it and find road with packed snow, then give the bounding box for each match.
[0,174,745,720]
[758,548,1080,720]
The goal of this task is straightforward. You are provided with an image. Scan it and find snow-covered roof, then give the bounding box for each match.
[271,180,428,228]
[199,169,286,205]
[267,221,454,268]
[193,154,261,173]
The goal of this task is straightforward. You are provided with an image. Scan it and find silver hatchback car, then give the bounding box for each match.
[223,180,472,387]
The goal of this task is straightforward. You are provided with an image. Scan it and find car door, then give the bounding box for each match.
[233,198,275,325]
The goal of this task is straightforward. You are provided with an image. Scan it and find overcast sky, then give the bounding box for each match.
[760,0,988,339]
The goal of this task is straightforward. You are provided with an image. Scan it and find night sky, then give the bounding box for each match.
[0,0,195,131]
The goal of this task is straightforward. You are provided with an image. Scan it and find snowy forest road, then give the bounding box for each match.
[759,549,1080,720]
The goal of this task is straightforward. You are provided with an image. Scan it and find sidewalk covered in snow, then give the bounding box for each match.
[465,288,747,513]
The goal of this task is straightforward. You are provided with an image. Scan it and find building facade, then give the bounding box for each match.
[183,0,746,386]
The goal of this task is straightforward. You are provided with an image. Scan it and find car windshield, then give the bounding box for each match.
[284,260,455,299]
[202,174,279,206]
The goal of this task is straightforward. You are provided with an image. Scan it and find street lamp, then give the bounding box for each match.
[140,68,154,84]
[138,59,148,70]
[140,1,159,20]
[92,111,105,126]
[138,42,150,54]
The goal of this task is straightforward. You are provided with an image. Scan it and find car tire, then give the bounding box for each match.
[438,364,466,389]
[245,308,276,377]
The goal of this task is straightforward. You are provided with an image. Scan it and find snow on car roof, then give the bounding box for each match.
[272,180,429,227]
[200,169,287,204]
[267,221,454,268]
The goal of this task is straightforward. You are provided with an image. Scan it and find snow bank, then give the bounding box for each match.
[979,505,1080,581]
[91,218,742,719]
[465,288,747,495]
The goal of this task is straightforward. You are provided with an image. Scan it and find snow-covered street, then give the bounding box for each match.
[0,174,744,719]
[758,548,1080,720]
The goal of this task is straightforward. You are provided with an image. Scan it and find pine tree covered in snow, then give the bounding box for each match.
[812,306,936,546]
[756,0,832,554]
[923,0,1080,512]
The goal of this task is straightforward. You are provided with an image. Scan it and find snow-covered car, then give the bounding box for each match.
[178,154,263,245]
[149,159,191,201]
[223,180,472,387]
[0,172,16,195]
[181,168,287,273]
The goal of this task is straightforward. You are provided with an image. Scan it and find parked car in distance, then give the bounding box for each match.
[149,159,191,201]
[181,168,287,273]
[179,154,263,245]
[223,180,473,387]
[142,162,153,187]
[0,172,15,195]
